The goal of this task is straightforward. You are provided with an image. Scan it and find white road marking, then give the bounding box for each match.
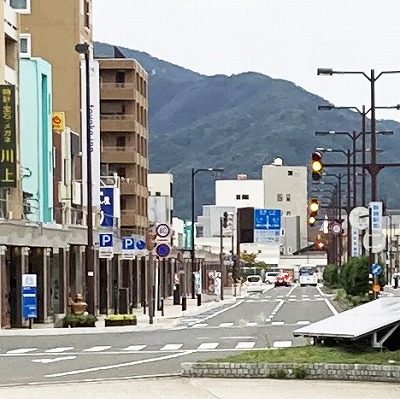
[265,318,272,322]
[314,294,321,297]
[246,322,257,327]
[271,321,285,326]
[161,344,183,351]
[285,285,297,297]
[302,294,308,297]
[274,298,281,302]
[200,300,244,322]
[45,347,74,353]
[324,298,339,315]
[219,322,234,327]
[197,342,219,350]
[235,342,255,349]
[32,356,76,364]
[277,295,284,298]
[7,348,37,354]
[288,298,296,302]
[290,295,296,298]
[45,350,196,378]
[303,298,310,301]
[296,320,310,325]
[220,336,255,340]
[192,323,208,328]
[83,346,111,352]
[247,299,255,302]
[273,341,292,348]
[122,345,147,351]
[170,326,188,331]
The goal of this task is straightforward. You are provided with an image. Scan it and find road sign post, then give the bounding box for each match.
[99,233,114,258]
[371,263,382,300]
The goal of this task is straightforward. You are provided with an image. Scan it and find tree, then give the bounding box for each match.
[323,264,339,288]
[241,252,258,266]
[340,256,370,296]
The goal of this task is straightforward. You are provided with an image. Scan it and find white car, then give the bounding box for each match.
[264,272,280,284]
[245,275,264,292]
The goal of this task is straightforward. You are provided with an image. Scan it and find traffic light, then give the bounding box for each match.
[311,151,323,181]
[308,198,319,227]
[222,211,228,228]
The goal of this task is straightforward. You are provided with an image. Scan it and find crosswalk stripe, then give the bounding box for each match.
[296,320,310,325]
[219,322,234,327]
[246,322,257,327]
[122,345,147,351]
[192,323,208,328]
[271,321,285,326]
[197,342,219,350]
[288,298,296,301]
[273,340,292,348]
[7,348,37,354]
[83,346,111,352]
[235,342,256,349]
[161,344,183,351]
[303,298,310,301]
[45,347,74,353]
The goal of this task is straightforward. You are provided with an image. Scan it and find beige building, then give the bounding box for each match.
[20,0,92,134]
[262,158,308,248]
[98,56,149,236]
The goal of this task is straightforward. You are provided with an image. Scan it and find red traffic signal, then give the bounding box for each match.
[315,239,326,251]
[311,151,323,181]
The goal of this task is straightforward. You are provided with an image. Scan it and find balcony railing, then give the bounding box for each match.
[100,114,135,120]
[100,82,136,90]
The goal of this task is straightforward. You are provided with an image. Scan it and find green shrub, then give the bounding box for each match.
[62,314,97,328]
[323,264,340,288]
[275,369,287,379]
[293,365,308,379]
[340,256,370,296]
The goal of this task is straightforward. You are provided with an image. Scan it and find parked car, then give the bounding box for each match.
[245,275,264,292]
[264,272,280,284]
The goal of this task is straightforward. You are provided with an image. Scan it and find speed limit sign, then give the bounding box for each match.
[156,223,171,239]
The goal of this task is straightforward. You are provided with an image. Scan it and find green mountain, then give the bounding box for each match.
[94,42,400,218]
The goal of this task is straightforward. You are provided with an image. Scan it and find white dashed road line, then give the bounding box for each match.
[45,347,74,353]
[197,342,219,350]
[83,346,112,352]
[7,348,37,354]
[273,341,292,348]
[161,344,183,351]
[235,342,256,349]
[122,345,147,351]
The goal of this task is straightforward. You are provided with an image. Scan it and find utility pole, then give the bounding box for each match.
[219,217,224,301]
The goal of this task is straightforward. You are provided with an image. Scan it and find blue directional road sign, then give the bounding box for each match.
[371,263,382,276]
[22,274,37,319]
[156,243,171,258]
[136,239,146,250]
[254,209,281,230]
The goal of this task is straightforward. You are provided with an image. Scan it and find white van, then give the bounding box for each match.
[264,272,280,284]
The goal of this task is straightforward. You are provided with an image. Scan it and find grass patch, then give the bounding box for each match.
[209,346,400,365]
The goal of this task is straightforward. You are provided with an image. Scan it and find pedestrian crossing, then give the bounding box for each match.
[0,339,293,357]
[176,319,311,329]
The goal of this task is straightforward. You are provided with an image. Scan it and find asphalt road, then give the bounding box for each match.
[0,284,336,386]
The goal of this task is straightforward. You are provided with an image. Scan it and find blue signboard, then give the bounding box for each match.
[122,237,135,250]
[254,209,281,230]
[371,263,382,276]
[99,232,113,248]
[22,274,37,319]
[156,243,171,257]
[100,187,114,227]
[136,239,146,250]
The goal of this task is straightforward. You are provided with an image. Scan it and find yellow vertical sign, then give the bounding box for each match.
[52,112,65,131]
[0,85,16,188]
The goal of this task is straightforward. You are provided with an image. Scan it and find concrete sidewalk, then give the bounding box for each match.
[0,287,244,336]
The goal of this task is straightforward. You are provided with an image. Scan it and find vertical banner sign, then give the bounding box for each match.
[370,202,383,233]
[22,274,37,319]
[100,186,114,227]
[81,60,101,207]
[0,85,16,187]
[184,221,192,250]
[351,228,360,257]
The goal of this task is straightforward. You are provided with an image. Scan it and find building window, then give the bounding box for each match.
[84,0,90,28]
[236,194,240,200]
[288,170,293,176]
[155,191,161,196]
[10,0,30,13]
[286,194,291,202]
[19,34,31,58]
[281,228,285,236]
[116,136,126,150]
[287,246,292,255]
[242,194,249,200]
[277,194,283,202]
[286,211,291,216]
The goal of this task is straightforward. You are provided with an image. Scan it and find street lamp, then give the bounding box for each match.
[191,167,224,304]
[317,68,400,202]
[75,42,94,315]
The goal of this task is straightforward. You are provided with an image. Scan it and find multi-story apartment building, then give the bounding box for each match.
[262,158,308,249]
[98,55,149,237]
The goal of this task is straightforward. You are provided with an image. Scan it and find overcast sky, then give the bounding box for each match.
[93,1,400,122]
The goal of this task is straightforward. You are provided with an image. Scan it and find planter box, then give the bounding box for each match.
[105,318,137,327]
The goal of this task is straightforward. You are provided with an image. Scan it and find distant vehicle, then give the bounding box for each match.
[299,265,318,287]
[245,275,264,292]
[274,272,292,287]
[264,272,280,284]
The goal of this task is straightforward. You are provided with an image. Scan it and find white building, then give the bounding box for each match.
[215,175,264,208]
[262,158,308,249]
[148,173,174,224]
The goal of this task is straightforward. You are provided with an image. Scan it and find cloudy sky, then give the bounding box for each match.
[93,1,400,121]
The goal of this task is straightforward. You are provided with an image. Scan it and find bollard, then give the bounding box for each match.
[182,295,187,311]
[197,293,202,307]
[161,298,164,316]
